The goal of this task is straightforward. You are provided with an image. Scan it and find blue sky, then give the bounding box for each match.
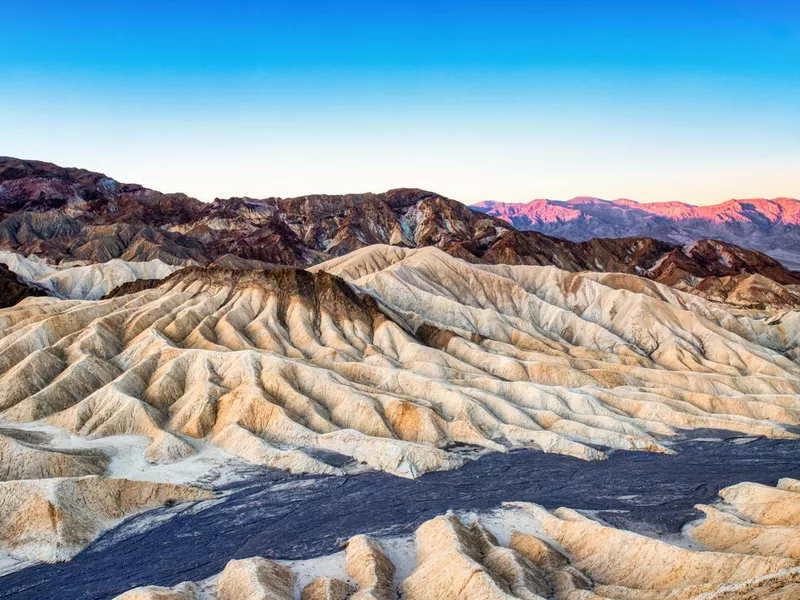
[2,1,799,204]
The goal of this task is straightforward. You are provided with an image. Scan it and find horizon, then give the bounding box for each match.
[8,153,800,208]
[2,1,799,204]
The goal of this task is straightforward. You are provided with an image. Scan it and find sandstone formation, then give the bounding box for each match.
[345,535,395,600]
[0,476,213,562]
[301,577,353,600]
[401,513,551,599]
[217,557,296,600]
[115,582,201,600]
[0,428,108,481]
[689,273,800,309]
[517,503,797,597]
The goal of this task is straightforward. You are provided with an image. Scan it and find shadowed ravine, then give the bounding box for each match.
[2,434,800,600]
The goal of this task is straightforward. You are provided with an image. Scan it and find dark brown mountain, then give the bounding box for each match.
[467,232,800,287]
[0,157,204,223]
[3,156,799,299]
[0,262,46,308]
[0,157,508,266]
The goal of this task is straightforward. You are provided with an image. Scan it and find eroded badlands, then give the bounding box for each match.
[1,245,799,597]
[114,478,800,599]
[1,247,798,480]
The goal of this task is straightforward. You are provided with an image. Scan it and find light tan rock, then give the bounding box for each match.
[0,429,108,481]
[109,490,800,600]
[718,481,800,526]
[217,557,295,600]
[689,504,800,559]
[513,502,799,594]
[114,582,200,600]
[345,535,395,600]
[509,530,569,572]
[0,251,180,300]
[401,513,550,600]
[301,576,353,600]
[687,478,800,560]
[0,475,213,562]
[778,477,800,492]
[688,567,800,599]
[1,251,798,481]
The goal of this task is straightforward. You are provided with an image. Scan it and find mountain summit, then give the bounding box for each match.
[2,157,799,309]
[473,196,800,269]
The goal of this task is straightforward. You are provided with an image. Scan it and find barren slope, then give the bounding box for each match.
[474,196,800,269]
[0,250,797,491]
[115,478,800,600]
[0,251,180,300]
[4,158,800,297]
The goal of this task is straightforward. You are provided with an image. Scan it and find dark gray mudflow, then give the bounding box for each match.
[3,434,800,600]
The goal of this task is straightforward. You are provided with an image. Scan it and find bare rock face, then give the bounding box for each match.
[300,577,353,600]
[688,478,800,560]
[401,514,550,600]
[0,261,45,307]
[344,535,395,600]
[0,250,181,300]
[115,582,201,600]
[512,499,800,599]
[0,429,108,481]
[508,531,568,573]
[687,272,800,309]
[0,476,213,562]
[217,557,295,600]
[689,570,800,600]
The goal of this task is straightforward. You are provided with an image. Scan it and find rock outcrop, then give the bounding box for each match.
[345,535,395,600]
[0,428,108,481]
[0,251,180,300]
[217,557,295,600]
[688,478,800,560]
[301,577,353,600]
[115,582,201,600]
[401,514,550,599]
[0,476,213,562]
[0,262,45,308]
[114,479,800,599]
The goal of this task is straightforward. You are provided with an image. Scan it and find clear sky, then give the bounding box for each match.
[2,1,799,204]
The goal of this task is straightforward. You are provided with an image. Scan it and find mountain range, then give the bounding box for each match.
[2,156,800,310]
[473,196,800,269]
[2,157,800,598]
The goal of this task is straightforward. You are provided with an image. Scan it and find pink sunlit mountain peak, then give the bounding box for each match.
[472,196,800,269]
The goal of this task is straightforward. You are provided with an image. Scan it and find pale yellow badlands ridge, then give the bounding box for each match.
[0,246,798,486]
[115,479,800,599]
[0,427,107,481]
[0,475,213,562]
[687,478,800,560]
[0,251,180,300]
